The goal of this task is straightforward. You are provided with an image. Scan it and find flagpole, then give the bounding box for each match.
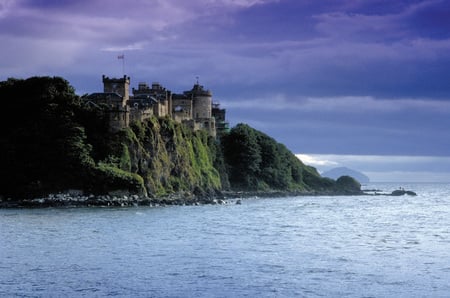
[118,53,125,75]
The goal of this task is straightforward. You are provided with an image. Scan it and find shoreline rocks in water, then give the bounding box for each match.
[363,189,417,196]
[0,189,353,208]
[0,191,228,208]
[390,189,417,196]
[0,187,417,208]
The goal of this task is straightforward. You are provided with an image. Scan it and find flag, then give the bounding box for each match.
[118,54,124,59]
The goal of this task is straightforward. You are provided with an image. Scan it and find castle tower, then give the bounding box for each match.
[102,74,130,107]
[183,82,215,137]
[190,83,212,120]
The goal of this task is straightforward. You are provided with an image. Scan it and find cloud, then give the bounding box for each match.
[3,0,450,95]
[101,42,148,52]
[5,0,279,37]
[223,94,450,114]
[0,0,16,18]
[365,171,450,183]
[211,0,278,7]
[305,154,450,168]
[0,0,286,78]
[313,0,450,41]
[1,35,85,75]
[296,154,338,167]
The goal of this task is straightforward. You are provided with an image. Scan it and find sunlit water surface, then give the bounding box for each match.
[1,183,450,297]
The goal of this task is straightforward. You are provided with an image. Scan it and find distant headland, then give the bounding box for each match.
[0,75,363,207]
[322,167,370,184]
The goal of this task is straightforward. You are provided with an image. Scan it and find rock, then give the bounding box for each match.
[391,189,417,196]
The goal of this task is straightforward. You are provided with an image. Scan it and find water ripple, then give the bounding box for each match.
[1,183,449,297]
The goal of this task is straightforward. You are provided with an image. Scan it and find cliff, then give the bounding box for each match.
[221,123,361,195]
[0,76,361,203]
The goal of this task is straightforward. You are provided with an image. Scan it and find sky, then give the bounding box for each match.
[1,0,450,182]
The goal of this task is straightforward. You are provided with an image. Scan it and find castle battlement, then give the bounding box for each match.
[85,75,228,137]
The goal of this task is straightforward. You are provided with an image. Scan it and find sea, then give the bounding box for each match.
[1,183,449,297]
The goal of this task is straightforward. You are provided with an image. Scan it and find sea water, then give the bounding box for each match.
[1,183,450,297]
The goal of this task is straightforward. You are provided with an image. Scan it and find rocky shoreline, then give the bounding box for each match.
[0,188,417,208]
[0,191,299,208]
[0,189,360,208]
[0,192,230,208]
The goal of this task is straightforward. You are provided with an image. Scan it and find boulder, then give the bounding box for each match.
[391,189,417,196]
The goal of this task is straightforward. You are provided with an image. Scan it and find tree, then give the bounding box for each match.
[222,123,261,189]
[0,77,93,197]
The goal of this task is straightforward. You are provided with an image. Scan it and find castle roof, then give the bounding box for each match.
[190,83,212,96]
[86,92,123,101]
[128,95,158,108]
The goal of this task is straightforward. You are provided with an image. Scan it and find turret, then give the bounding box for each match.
[102,74,130,107]
[188,83,212,120]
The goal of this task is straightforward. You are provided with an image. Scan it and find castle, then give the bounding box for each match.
[84,75,229,137]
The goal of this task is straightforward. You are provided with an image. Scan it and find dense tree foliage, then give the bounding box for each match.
[0,77,145,198]
[221,124,262,188]
[221,123,360,193]
[0,77,95,197]
[222,124,317,191]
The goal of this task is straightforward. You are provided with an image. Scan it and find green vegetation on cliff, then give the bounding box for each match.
[221,124,359,193]
[0,76,360,200]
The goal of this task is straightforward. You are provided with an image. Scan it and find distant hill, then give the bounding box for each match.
[322,167,370,183]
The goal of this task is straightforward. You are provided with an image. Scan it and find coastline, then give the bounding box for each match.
[0,187,418,208]
[0,188,366,208]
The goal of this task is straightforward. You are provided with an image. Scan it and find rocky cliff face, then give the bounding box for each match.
[105,117,223,197]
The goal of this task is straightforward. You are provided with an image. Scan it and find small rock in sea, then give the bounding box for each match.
[391,189,417,196]
[236,199,242,205]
